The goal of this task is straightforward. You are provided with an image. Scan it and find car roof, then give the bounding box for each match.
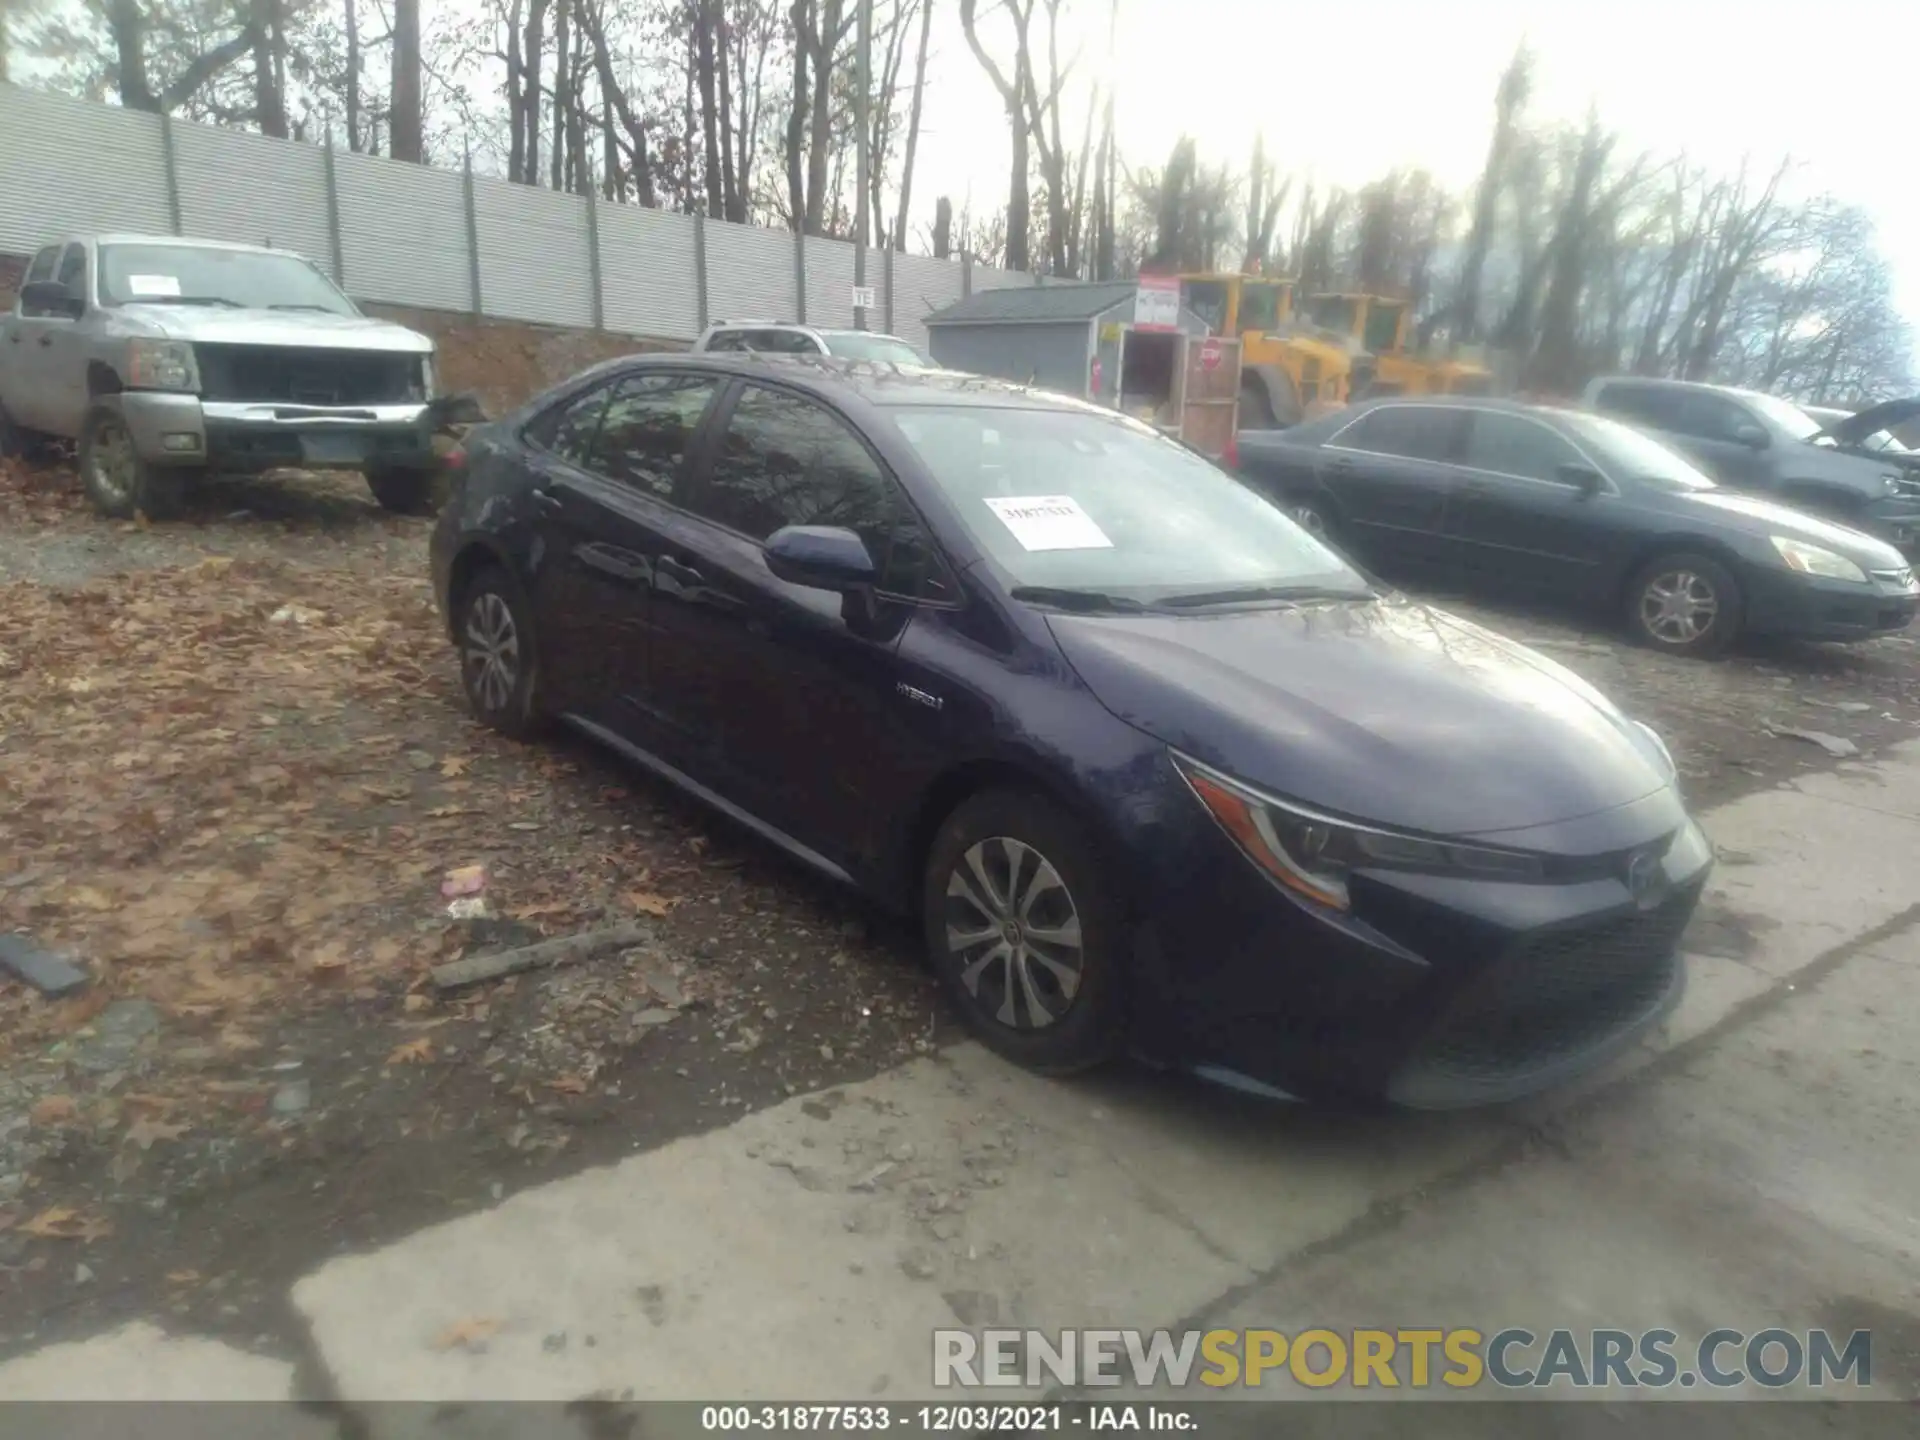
[62,233,301,258]
[574,351,1114,414]
[1345,394,1559,419]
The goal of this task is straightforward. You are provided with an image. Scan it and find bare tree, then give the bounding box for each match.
[577,0,657,205]
[98,0,258,114]
[1242,133,1286,272]
[1673,157,1793,379]
[890,0,933,249]
[960,0,1036,271]
[1451,43,1531,345]
[389,0,422,159]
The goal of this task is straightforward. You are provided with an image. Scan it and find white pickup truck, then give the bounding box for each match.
[0,232,444,517]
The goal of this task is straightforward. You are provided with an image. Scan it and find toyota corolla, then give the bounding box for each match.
[430,356,1712,1109]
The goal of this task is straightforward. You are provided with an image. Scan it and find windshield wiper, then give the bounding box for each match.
[138,295,241,307]
[1158,583,1371,609]
[1009,585,1153,614]
[269,303,339,312]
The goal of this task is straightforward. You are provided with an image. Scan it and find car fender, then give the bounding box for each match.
[1611,531,1752,606]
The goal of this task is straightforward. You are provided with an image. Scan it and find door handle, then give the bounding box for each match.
[36,335,52,348]
[530,486,562,513]
[1327,456,1356,471]
[5,333,19,344]
[657,555,703,587]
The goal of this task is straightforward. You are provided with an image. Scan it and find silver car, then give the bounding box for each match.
[690,320,929,366]
[0,233,441,517]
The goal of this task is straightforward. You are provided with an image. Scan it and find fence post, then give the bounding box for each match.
[693,212,710,332]
[157,114,184,236]
[321,138,346,286]
[461,151,483,318]
[882,245,894,337]
[793,228,807,324]
[961,254,973,299]
[584,191,605,331]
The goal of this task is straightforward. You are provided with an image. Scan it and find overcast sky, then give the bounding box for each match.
[907,0,1918,331]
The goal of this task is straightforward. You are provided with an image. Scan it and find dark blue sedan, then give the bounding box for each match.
[430,355,1712,1109]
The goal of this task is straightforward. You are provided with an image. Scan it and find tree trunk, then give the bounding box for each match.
[892,0,934,251]
[803,0,843,235]
[251,0,288,137]
[566,49,589,193]
[716,4,738,221]
[520,0,549,184]
[933,196,953,258]
[345,0,364,151]
[786,0,810,230]
[390,0,423,162]
[694,1,724,217]
[579,0,655,206]
[550,0,572,189]
[960,0,1033,271]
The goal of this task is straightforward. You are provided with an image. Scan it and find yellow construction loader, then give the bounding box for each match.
[1176,272,1361,428]
[1301,292,1493,397]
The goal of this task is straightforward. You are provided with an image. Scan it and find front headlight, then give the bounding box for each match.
[1771,535,1867,583]
[125,338,200,393]
[1174,753,1544,911]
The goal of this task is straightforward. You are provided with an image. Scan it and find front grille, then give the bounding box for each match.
[195,344,420,405]
[1872,567,1914,589]
[1394,890,1695,1102]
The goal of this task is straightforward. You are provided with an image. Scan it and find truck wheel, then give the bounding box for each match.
[365,461,446,515]
[79,405,186,519]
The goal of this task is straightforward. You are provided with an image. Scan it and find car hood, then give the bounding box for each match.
[1047,597,1670,837]
[1810,397,1920,447]
[118,305,434,354]
[1674,489,1909,567]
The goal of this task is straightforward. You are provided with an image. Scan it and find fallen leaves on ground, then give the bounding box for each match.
[123,1117,189,1151]
[432,1317,501,1352]
[29,1095,78,1127]
[627,890,678,918]
[547,1074,589,1094]
[19,1205,114,1242]
[387,1036,435,1065]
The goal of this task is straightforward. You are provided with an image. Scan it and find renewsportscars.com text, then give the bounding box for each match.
[932,1327,1873,1390]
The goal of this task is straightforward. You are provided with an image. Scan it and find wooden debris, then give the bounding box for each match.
[429,923,654,993]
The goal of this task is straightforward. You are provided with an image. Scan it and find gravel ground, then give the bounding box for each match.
[2,453,1916,1362]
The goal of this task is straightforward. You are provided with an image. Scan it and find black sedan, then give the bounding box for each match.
[431,356,1710,1108]
[1234,397,1920,657]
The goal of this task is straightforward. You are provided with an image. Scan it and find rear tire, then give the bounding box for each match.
[1290,491,1341,545]
[366,461,446,515]
[78,404,187,519]
[454,563,548,741]
[921,788,1127,1075]
[1625,552,1742,658]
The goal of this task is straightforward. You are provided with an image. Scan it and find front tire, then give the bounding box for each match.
[1290,491,1340,544]
[1626,552,1742,658]
[921,789,1127,1075]
[455,564,548,740]
[79,405,187,519]
[366,461,446,515]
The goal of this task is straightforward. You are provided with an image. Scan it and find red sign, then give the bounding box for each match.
[1198,338,1225,372]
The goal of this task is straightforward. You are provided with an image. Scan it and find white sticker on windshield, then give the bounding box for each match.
[127,274,182,298]
[984,495,1113,552]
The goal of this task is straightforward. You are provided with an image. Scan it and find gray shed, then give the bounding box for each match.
[923,281,1211,414]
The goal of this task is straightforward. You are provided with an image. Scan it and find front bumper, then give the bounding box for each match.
[1857,495,1920,550]
[112,392,434,472]
[1742,565,1919,642]
[1120,762,1712,1108]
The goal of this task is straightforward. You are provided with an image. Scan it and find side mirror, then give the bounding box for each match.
[21,280,83,318]
[1732,422,1769,450]
[1556,462,1605,496]
[764,525,876,591]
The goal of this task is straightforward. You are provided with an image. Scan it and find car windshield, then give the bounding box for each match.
[890,405,1370,604]
[825,333,927,365]
[1738,390,1824,442]
[97,243,356,315]
[1563,413,1717,493]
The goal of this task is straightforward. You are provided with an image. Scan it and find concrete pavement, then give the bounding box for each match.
[7,743,1920,1417]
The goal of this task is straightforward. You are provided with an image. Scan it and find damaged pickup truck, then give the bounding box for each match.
[0,233,444,517]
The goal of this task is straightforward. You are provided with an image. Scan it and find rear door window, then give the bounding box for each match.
[1593,383,1675,429]
[525,379,616,467]
[1463,411,1585,482]
[1334,405,1468,464]
[586,373,721,500]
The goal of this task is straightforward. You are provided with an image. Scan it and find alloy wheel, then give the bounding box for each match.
[943,835,1085,1030]
[463,590,520,715]
[88,417,137,509]
[1293,502,1330,538]
[1640,569,1718,646]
